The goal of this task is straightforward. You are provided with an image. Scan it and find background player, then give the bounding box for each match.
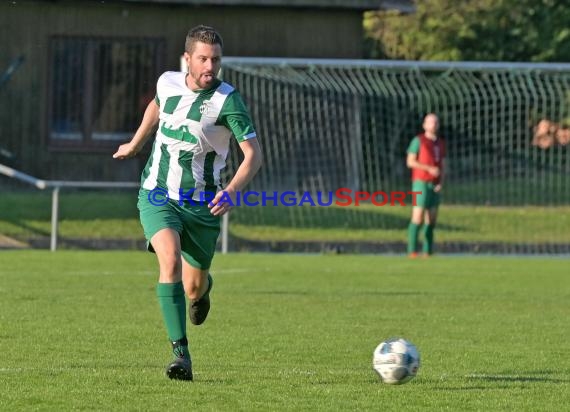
[406,113,445,257]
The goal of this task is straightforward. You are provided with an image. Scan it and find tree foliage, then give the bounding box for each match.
[364,0,570,62]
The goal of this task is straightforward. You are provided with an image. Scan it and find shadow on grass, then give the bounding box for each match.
[466,373,567,384]
[430,386,490,391]
[358,291,428,297]
[428,371,568,391]
[249,290,427,297]
[250,290,311,296]
[231,205,463,231]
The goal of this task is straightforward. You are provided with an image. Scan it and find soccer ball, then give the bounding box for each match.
[372,338,420,384]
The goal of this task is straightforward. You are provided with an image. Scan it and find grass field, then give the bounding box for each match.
[1,251,569,411]
[1,192,570,245]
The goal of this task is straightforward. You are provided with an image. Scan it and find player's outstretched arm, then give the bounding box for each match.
[113,100,160,159]
[209,137,263,216]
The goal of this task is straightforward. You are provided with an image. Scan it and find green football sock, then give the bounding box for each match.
[423,224,435,254]
[408,223,420,253]
[156,282,188,356]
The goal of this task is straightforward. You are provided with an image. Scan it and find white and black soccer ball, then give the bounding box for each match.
[372,338,420,384]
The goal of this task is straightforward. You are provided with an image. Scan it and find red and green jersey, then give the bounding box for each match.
[407,133,446,183]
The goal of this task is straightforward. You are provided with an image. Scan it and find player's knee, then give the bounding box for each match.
[158,250,182,281]
[411,207,424,225]
[184,271,209,299]
[185,283,200,300]
[425,215,437,226]
[411,214,424,225]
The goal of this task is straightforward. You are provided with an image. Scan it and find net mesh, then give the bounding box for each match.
[221,60,570,254]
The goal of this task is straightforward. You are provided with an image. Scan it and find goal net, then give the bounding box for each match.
[220,58,570,254]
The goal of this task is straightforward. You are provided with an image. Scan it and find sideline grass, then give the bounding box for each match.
[1,251,569,411]
[1,192,570,244]
[230,204,570,243]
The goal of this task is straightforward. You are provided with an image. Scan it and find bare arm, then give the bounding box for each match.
[406,153,440,177]
[209,137,263,216]
[113,100,160,159]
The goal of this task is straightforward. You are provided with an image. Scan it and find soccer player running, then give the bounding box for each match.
[113,26,262,380]
[406,113,445,258]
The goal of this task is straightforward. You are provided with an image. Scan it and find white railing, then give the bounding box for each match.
[0,163,137,251]
[0,163,230,253]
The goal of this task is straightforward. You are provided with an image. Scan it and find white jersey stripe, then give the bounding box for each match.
[208,82,235,120]
[142,141,163,190]
[166,145,183,200]
[191,151,206,200]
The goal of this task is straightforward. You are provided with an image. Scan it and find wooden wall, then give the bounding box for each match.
[0,0,364,181]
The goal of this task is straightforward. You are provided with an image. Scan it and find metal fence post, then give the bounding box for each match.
[50,186,60,252]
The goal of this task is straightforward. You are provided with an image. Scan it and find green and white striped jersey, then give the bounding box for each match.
[141,71,257,201]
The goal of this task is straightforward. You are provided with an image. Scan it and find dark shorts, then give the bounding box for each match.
[411,181,441,209]
[138,189,221,269]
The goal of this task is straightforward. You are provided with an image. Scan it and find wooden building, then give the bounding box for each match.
[0,0,413,181]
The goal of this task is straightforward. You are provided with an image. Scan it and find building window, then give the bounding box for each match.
[49,36,164,150]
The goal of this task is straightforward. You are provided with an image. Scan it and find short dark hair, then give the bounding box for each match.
[185,25,223,53]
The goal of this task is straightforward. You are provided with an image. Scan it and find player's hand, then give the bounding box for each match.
[434,184,442,193]
[208,188,236,216]
[428,166,440,177]
[113,142,139,159]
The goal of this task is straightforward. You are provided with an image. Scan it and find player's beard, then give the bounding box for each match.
[190,70,216,89]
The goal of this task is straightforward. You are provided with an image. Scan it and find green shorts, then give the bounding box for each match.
[411,181,441,209]
[137,189,221,270]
